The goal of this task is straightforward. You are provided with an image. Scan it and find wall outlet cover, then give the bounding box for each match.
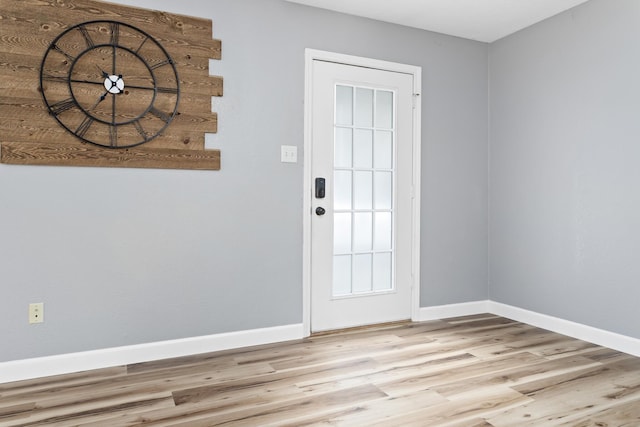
[29,303,44,324]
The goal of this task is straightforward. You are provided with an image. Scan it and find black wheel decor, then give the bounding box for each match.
[39,20,180,148]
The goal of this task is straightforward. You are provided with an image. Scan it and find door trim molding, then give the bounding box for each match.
[302,49,422,336]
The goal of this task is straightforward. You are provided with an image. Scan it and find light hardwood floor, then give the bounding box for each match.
[1,314,640,426]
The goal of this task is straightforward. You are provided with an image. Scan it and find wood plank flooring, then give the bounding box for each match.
[1,314,640,426]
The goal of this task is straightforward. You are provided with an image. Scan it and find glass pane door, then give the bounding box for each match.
[333,85,395,297]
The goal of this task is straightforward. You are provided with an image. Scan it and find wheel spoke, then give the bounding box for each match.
[70,78,104,86]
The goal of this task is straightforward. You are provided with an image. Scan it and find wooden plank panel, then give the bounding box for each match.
[0,0,221,170]
[0,142,220,170]
[0,0,221,56]
[0,123,207,151]
[0,104,213,151]
[0,55,222,103]
[0,32,218,78]
[0,88,218,135]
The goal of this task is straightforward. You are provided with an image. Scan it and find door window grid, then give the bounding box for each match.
[333,84,395,297]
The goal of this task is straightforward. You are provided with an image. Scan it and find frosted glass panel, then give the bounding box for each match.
[333,213,352,254]
[374,212,392,251]
[355,88,373,127]
[336,86,353,126]
[353,254,372,293]
[335,128,353,168]
[354,171,373,210]
[373,252,392,291]
[332,83,396,298]
[353,129,373,168]
[333,255,352,296]
[374,131,393,169]
[375,91,393,129]
[353,212,372,252]
[334,171,352,211]
[374,172,392,210]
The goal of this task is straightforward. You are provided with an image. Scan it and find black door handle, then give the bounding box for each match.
[315,207,326,216]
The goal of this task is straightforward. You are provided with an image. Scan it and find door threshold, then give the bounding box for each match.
[310,319,412,337]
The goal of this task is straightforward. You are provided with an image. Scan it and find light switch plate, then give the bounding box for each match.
[281,145,298,163]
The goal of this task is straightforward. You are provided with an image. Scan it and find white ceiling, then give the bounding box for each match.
[285,0,590,43]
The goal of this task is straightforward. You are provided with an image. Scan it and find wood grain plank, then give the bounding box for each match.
[172,357,380,406]
[284,388,447,427]
[171,384,388,427]
[0,403,37,425]
[376,351,542,397]
[0,366,128,397]
[555,398,640,426]
[0,0,221,55]
[488,362,640,426]
[14,394,175,427]
[438,419,496,427]
[369,386,531,427]
[431,355,602,398]
[0,141,220,170]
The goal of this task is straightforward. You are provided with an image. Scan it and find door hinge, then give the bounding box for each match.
[412,93,420,109]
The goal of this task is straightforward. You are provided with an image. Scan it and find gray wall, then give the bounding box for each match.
[0,0,489,362]
[489,0,640,338]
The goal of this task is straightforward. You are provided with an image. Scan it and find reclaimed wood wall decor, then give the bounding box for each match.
[0,0,222,170]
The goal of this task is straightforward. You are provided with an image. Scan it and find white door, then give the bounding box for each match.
[309,58,417,332]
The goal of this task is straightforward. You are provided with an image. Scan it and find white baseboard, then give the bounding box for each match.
[418,300,640,358]
[0,323,304,384]
[488,302,640,358]
[417,300,490,321]
[4,301,640,384]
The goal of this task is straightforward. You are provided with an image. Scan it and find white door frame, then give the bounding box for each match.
[302,49,422,337]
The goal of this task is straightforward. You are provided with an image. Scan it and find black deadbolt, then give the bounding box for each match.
[315,178,326,199]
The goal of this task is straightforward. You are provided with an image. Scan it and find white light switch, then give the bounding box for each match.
[281,145,298,163]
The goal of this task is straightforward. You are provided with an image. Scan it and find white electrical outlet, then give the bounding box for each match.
[29,303,44,324]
